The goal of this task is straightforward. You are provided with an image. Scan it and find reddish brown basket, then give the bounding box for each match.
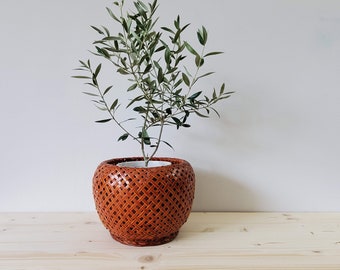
[92,157,195,246]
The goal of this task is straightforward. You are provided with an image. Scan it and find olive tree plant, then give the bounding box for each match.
[73,0,233,167]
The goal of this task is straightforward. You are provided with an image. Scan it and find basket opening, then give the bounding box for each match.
[117,160,171,168]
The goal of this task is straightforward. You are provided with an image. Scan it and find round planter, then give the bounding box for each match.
[92,157,195,246]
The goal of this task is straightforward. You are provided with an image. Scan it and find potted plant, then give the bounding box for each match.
[73,0,232,246]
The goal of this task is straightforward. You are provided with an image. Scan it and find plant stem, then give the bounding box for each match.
[148,119,165,162]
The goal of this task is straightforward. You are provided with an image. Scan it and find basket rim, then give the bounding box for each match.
[101,157,190,170]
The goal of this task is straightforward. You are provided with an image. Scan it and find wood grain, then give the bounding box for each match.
[1,212,340,269]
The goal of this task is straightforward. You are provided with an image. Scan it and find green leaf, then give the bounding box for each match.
[72,75,91,79]
[95,46,110,58]
[189,91,202,100]
[90,25,104,35]
[141,128,151,145]
[197,26,208,46]
[149,0,158,14]
[95,118,112,123]
[102,26,110,36]
[82,92,99,97]
[171,117,182,129]
[119,118,136,124]
[173,30,181,44]
[92,40,105,45]
[127,83,137,91]
[121,18,131,33]
[195,55,204,67]
[94,64,101,78]
[181,23,190,33]
[182,73,190,87]
[135,0,148,13]
[92,76,97,86]
[161,26,175,34]
[157,68,164,83]
[194,111,209,118]
[94,105,106,111]
[110,99,119,111]
[103,86,113,95]
[182,110,189,122]
[153,60,161,69]
[183,66,192,77]
[79,60,89,67]
[106,7,120,22]
[165,108,172,115]
[165,48,171,65]
[174,55,186,67]
[133,106,147,113]
[155,45,166,52]
[195,72,214,82]
[91,99,104,105]
[197,30,204,46]
[143,64,152,74]
[220,83,226,95]
[173,79,183,89]
[204,51,223,57]
[73,68,87,71]
[102,36,123,41]
[117,68,129,75]
[211,107,221,118]
[213,89,217,99]
[118,133,129,141]
[174,15,180,29]
[184,42,199,56]
[114,40,119,50]
[127,95,144,108]
[161,140,174,150]
[143,137,151,145]
[85,82,96,87]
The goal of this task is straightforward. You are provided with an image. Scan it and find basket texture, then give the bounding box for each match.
[92,157,195,246]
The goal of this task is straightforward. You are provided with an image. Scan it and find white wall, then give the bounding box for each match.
[1,0,339,212]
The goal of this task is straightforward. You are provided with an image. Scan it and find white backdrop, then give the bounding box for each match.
[1,0,339,211]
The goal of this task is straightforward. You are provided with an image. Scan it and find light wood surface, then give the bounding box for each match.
[1,212,340,269]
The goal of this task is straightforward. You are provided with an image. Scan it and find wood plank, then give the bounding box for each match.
[0,212,340,269]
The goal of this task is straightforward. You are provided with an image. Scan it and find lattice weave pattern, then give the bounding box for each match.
[92,157,195,246]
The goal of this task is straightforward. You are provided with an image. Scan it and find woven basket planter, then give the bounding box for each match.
[92,157,195,246]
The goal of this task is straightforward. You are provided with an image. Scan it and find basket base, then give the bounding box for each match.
[110,231,179,246]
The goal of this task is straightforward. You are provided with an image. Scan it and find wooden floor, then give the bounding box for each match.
[1,212,340,269]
